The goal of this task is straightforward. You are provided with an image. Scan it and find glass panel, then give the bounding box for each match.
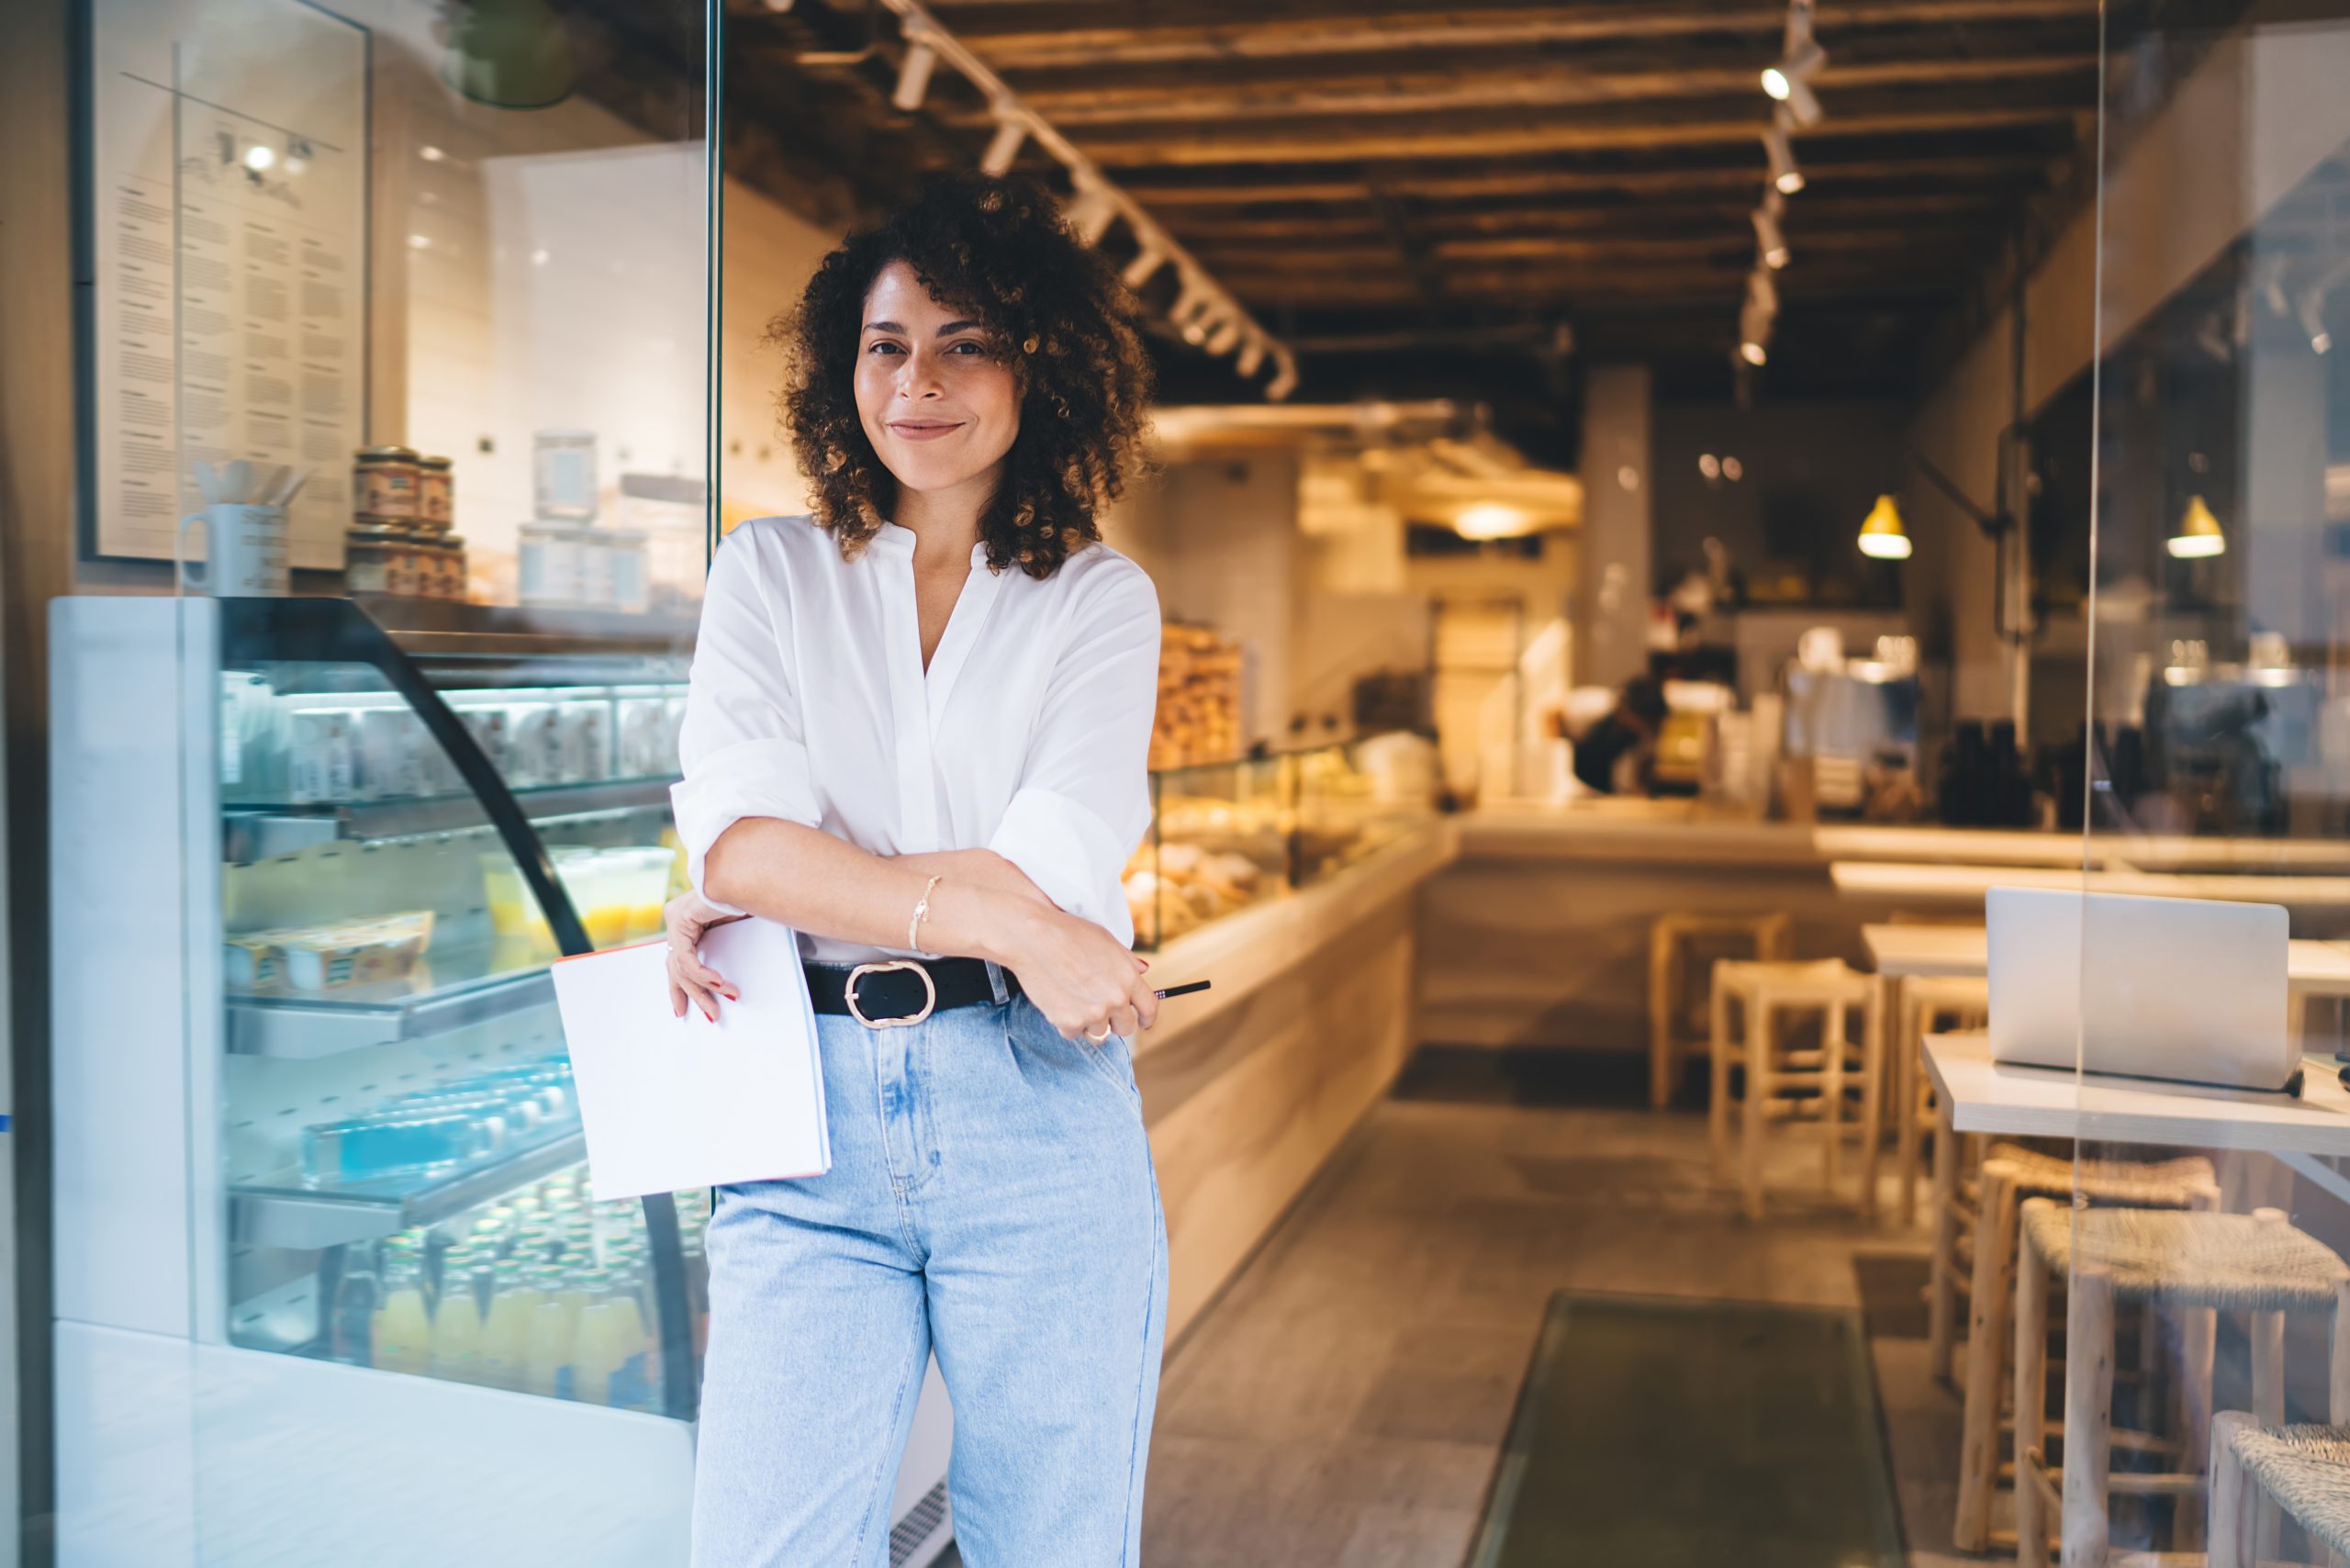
[1292,734,1439,887]
[1131,754,1292,950]
[66,0,715,1554]
[2066,10,2350,1568]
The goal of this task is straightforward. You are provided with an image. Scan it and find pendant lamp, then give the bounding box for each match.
[2167,494,2225,558]
[1857,494,1912,559]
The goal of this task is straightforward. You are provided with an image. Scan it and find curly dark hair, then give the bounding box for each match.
[775,173,1155,579]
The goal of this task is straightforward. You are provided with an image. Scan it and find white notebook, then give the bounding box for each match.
[550,916,831,1198]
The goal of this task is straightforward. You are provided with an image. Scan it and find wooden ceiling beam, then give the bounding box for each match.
[1184,227,1978,271]
[1077,101,2087,168]
[1117,152,2059,207]
[932,0,2104,69]
[968,54,2097,129]
[1167,192,2012,241]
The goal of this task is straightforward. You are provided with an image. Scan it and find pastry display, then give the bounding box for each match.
[1150,623,1244,769]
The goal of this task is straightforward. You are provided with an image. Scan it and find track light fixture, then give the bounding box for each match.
[1120,247,1167,289]
[1763,119,1804,196]
[1762,2,1826,127]
[1746,268,1778,318]
[865,0,1295,398]
[980,113,1026,176]
[1752,205,1789,270]
[891,31,937,111]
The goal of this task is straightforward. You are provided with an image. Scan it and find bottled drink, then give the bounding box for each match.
[330,1242,380,1368]
[521,1265,578,1400]
[375,1244,432,1377]
[429,1263,484,1384]
[479,1260,540,1392]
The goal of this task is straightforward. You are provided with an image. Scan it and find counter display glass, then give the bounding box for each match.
[1125,736,1438,948]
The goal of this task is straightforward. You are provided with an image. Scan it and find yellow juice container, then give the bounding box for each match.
[571,1292,622,1406]
[374,1271,432,1378]
[520,1266,576,1400]
[428,1286,483,1384]
[478,1262,541,1392]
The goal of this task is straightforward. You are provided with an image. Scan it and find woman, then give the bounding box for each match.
[659,174,1168,1566]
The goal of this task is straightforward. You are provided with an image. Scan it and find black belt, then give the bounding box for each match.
[804,957,1019,1026]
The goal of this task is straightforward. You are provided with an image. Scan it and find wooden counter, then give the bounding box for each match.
[1138,820,1456,1343]
[1423,805,2350,1056]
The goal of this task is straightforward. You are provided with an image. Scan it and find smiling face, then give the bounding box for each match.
[854,261,1022,509]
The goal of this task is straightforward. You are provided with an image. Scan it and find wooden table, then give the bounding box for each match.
[1832,861,2350,911]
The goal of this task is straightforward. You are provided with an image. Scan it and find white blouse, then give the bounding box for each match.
[669,514,1162,965]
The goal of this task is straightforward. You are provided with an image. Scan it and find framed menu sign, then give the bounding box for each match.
[87,0,367,567]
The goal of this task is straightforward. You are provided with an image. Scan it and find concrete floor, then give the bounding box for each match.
[1131,1047,1972,1567]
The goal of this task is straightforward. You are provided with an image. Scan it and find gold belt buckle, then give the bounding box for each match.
[845,959,936,1029]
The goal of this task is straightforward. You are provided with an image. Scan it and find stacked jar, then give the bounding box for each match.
[347,446,468,600]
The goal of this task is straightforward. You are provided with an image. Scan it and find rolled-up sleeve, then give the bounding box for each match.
[987,559,1161,940]
[670,530,822,913]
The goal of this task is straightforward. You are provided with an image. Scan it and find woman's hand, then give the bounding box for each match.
[1004,903,1159,1045]
[665,891,745,1020]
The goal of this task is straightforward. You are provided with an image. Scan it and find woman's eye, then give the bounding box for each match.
[867,341,903,355]
[946,341,983,355]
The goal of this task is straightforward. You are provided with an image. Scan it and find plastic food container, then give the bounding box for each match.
[595,846,677,941]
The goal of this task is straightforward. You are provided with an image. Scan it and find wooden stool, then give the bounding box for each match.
[1948,1148,2219,1552]
[2015,1203,2350,1568]
[2210,1416,2350,1568]
[1648,912,1792,1109]
[1893,974,1987,1227]
[1707,958,1882,1221]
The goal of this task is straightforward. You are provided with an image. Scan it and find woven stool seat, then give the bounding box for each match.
[2226,1425,2350,1557]
[2022,1207,2350,1311]
[1713,958,1868,996]
[1986,1145,2218,1205]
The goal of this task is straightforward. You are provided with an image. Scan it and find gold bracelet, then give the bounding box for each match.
[908,874,943,952]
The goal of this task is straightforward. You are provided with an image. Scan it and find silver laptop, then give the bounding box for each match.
[1986,887,2294,1091]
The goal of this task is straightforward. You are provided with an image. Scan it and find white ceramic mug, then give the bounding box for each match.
[179,503,290,597]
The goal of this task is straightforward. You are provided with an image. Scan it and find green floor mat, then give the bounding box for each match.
[1465,1292,1906,1568]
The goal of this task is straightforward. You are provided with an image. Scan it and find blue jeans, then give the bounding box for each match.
[690,985,1169,1567]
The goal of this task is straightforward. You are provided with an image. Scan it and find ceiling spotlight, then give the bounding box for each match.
[2300,289,2333,355]
[1236,337,1267,377]
[1171,274,1215,325]
[1120,247,1167,289]
[1763,39,1827,99]
[980,114,1026,176]
[1204,317,1244,355]
[1739,338,1769,367]
[1752,207,1789,270]
[1266,359,1299,401]
[1763,122,1804,195]
[242,142,276,172]
[1065,182,1118,246]
[1778,75,1823,129]
[891,33,938,112]
[1746,268,1778,316]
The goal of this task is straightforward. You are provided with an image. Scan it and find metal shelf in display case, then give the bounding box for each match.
[231,1131,590,1250]
[225,777,680,857]
[224,943,557,1058]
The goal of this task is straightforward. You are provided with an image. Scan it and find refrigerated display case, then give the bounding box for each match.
[51,595,957,1567]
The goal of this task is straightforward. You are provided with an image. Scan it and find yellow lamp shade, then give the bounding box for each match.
[2168,494,2225,558]
[1857,494,1912,560]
